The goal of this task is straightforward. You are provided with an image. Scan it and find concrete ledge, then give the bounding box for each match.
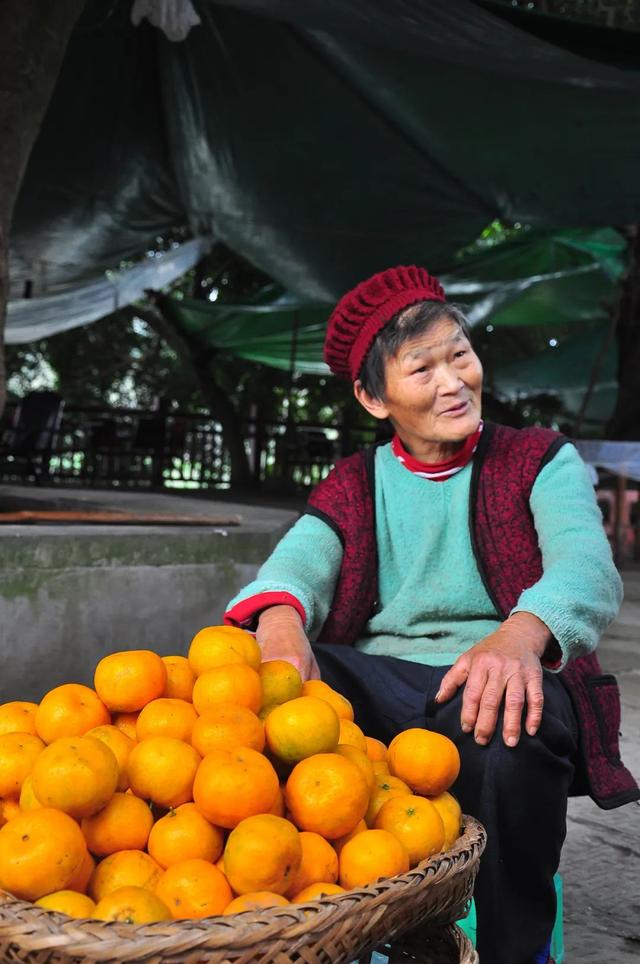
[0,487,298,701]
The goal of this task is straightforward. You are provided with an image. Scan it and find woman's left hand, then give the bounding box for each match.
[435,612,553,747]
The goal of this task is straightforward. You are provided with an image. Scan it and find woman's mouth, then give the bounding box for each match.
[441,400,469,417]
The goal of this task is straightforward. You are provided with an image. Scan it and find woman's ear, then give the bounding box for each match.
[353,379,390,420]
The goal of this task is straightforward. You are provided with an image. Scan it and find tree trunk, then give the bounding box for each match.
[128,303,254,489]
[606,226,640,440]
[0,0,85,419]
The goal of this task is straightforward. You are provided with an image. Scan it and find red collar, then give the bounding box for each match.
[391,422,484,481]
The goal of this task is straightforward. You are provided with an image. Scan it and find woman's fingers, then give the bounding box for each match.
[436,657,470,703]
[470,668,505,745]
[467,664,542,746]
[501,675,526,747]
[452,656,542,747]
[439,627,546,746]
[259,634,318,682]
[524,672,545,737]
[459,662,489,736]
[255,606,318,680]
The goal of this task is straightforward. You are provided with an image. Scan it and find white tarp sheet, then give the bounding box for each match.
[576,440,640,483]
[5,238,211,344]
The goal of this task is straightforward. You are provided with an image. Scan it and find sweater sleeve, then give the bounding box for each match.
[510,442,623,669]
[224,513,344,640]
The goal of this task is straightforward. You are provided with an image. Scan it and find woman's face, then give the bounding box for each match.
[355,315,483,457]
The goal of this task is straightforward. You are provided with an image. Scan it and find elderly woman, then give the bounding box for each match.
[224,266,632,964]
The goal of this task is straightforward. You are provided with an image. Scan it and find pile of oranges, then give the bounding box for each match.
[0,626,463,924]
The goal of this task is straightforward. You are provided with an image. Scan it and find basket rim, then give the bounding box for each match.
[0,816,486,959]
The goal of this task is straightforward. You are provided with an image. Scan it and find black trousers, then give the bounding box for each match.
[313,644,578,964]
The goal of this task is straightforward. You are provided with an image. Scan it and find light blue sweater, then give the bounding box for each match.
[226,442,622,669]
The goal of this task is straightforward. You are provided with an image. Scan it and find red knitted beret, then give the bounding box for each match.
[323,265,446,380]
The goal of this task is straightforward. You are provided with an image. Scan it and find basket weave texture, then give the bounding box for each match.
[0,817,485,964]
[363,921,478,964]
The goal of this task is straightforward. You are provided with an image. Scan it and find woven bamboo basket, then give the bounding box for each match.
[362,921,478,963]
[0,817,485,964]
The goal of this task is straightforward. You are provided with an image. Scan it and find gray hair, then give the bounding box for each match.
[358,301,472,401]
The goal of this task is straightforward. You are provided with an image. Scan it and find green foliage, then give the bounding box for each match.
[455,219,530,259]
[6,311,201,409]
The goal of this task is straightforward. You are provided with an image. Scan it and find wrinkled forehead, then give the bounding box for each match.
[394,314,468,364]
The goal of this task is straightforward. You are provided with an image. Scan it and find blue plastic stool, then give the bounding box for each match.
[456,872,564,962]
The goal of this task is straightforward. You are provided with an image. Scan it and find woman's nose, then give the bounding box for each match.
[437,364,463,393]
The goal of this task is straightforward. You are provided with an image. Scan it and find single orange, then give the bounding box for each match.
[161,655,196,701]
[0,808,87,900]
[259,660,303,708]
[224,814,301,895]
[112,712,139,741]
[337,719,368,753]
[223,891,290,914]
[387,728,460,797]
[68,849,96,894]
[285,753,369,840]
[339,829,410,889]
[365,774,412,827]
[335,744,375,795]
[127,737,201,809]
[31,736,119,818]
[135,698,198,742]
[35,891,96,918]
[188,625,262,676]
[0,732,45,798]
[364,736,388,763]
[374,793,445,866]
[19,775,42,812]
[285,831,339,897]
[156,858,233,919]
[191,703,264,756]
[430,791,463,850]
[86,724,135,791]
[148,802,224,869]
[81,792,154,856]
[94,650,167,713]
[93,885,172,923]
[300,680,354,721]
[88,849,163,902]
[332,819,368,857]
[264,697,340,765]
[193,746,279,829]
[0,701,39,737]
[192,663,262,716]
[291,882,346,902]
[34,684,110,744]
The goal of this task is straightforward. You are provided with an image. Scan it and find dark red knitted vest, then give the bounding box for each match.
[306,421,639,810]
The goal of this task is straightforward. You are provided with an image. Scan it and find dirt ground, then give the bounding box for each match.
[560,566,640,962]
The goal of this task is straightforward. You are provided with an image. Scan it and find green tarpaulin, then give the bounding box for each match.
[160,229,625,397]
[490,323,617,423]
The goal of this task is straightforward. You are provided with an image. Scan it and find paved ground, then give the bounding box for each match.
[560,566,640,962]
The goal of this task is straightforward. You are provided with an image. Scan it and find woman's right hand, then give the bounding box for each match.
[256,605,321,681]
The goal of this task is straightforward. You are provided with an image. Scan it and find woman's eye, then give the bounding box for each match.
[454,350,467,359]
[412,366,428,375]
